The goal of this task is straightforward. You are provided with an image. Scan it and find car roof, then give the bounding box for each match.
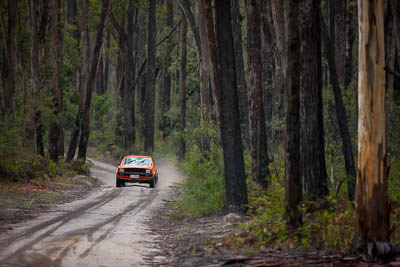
[123,155,153,159]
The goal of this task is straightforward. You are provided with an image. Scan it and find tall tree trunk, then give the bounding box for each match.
[161,0,174,139]
[271,0,287,81]
[284,0,302,228]
[49,0,62,162]
[144,0,156,152]
[394,44,400,100]
[176,0,201,58]
[178,0,211,153]
[246,0,270,189]
[29,0,48,156]
[66,0,89,162]
[355,0,389,247]
[391,0,400,101]
[4,0,17,115]
[178,15,187,160]
[77,0,111,161]
[392,0,400,57]
[104,32,110,93]
[299,0,328,200]
[123,0,138,149]
[334,0,347,86]
[57,0,64,158]
[96,55,105,94]
[198,1,210,127]
[345,4,356,91]
[384,0,393,91]
[66,0,79,40]
[202,0,248,212]
[260,2,274,152]
[271,0,287,125]
[321,18,357,201]
[231,0,248,147]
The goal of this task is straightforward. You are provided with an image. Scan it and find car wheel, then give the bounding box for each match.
[116,177,123,187]
[149,178,155,188]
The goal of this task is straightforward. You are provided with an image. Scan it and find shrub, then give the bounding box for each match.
[173,144,225,219]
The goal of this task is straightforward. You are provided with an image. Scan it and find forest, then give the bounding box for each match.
[1,0,400,259]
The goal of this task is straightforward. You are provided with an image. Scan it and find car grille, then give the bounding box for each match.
[124,168,147,174]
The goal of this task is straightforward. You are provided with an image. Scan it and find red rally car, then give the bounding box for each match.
[115,155,158,188]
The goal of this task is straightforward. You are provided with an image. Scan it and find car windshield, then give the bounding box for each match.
[123,157,151,166]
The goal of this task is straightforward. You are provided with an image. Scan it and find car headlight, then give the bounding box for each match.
[119,168,124,173]
[146,169,151,174]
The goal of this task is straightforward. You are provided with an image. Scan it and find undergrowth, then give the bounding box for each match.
[228,168,356,252]
[171,143,225,219]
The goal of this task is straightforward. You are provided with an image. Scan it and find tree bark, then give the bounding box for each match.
[178,15,187,160]
[284,0,302,228]
[66,0,79,40]
[176,0,201,58]
[232,0,248,147]
[344,1,356,90]
[104,32,110,93]
[391,0,400,101]
[123,0,138,149]
[66,0,89,162]
[321,17,356,201]
[260,2,274,151]
[4,0,17,115]
[392,0,400,58]
[29,0,48,156]
[178,0,211,153]
[161,0,174,139]
[394,45,400,100]
[355,0,390,246]
[384,0,393,91]
[49,0,62,162]
[77,0,111,161]
[334,0,347,86]
[144,0,156,152]
[246,0,270,190]
[202,0,248,212]
[198,1,210,127]
[271,0,287,126]
[271,0,287,81]
[299,0,328,200]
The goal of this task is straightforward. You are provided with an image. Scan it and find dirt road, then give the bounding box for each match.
[0,158,183,267]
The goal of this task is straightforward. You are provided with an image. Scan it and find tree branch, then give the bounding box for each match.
[155,19,182,47]
[109,12,126,43]
[385,66,400,78]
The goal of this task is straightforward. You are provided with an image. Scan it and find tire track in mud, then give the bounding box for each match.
[5,188,159,267]
[56,188,159,264]
[0,188,123,264]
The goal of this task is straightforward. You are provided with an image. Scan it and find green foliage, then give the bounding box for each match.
[172,144,225,219]
[299,199,354,250]
[388,160,400,202]
[231,163,355,252]
[89,92,117,151]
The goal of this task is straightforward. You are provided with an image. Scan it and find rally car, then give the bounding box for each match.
[115,155,158,188]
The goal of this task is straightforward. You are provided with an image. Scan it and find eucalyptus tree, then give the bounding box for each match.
[355,0,389,247]
[144,0,157,152]
[202,0,248,212]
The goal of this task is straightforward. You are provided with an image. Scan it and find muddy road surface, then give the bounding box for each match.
[0,158,183,267]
